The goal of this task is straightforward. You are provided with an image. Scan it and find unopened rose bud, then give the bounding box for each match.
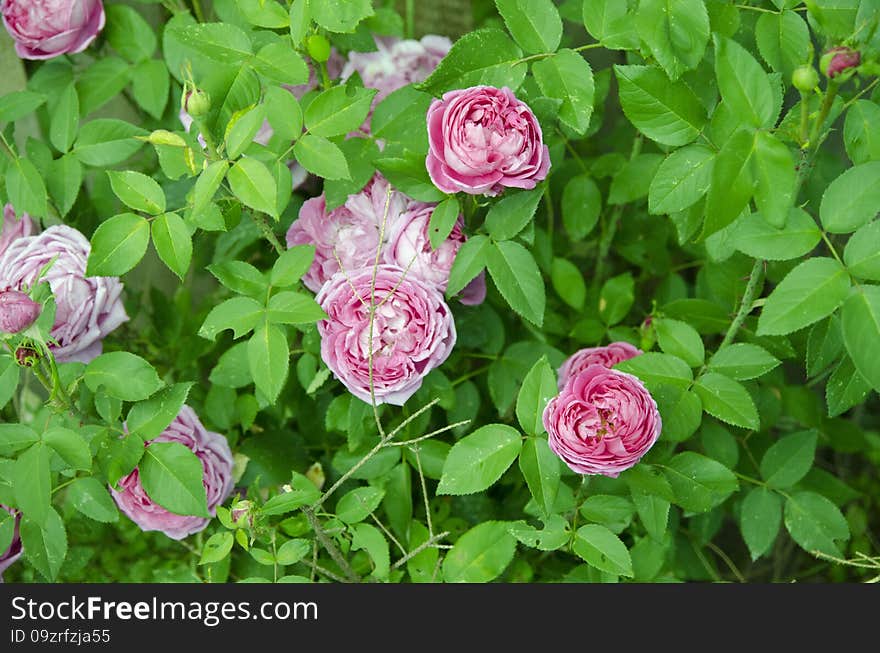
[182,86,211,118]
[230,500,252,525]
[820,47,861,79]
[14,345,39,367]
[792,65,819,92]
[307,34,331,63]
[140,129,188,148]
[0,289,40,334]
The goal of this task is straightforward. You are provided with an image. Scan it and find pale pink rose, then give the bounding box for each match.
[0,204,34,259]
[426,85,551,196]
[557,342,642,390]
[1,0,105,60]
[543,365,661,477]
[0,505,21,582]
[316,265,456,406]
[0,289,41,334]
[111,406,234,541]
[0,225,128,363]
[285,175,407,293]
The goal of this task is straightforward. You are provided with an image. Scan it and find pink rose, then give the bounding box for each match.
[0,225,128,363]
[1,0,105,60]
[823,46,861,78]
[285,175,407,293]
[0,289,41,334]
[0,204,34,259]
[316,265,456,406]
[111,406,234,541]
[543,365,662,477]
[426,85,551,196]
[0,505,22,582]
[557,341,642,390]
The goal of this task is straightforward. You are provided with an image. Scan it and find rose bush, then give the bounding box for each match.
[0,0,878,585]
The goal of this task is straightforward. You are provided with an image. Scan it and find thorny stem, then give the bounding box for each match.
[390,531,450,571]
[302,507,361,583]
[717,259,764,351]
[252,212,285,254]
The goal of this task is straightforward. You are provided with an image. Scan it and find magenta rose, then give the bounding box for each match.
[0,204,34,259]
[0,225,128,363]
[426,85,550,196]
[557,341,642,390]
[0,505,22,582]
[0,289,41,334]
[316,265,456,406]
[111,406,234,541]
[285,175,408,293]
[543,364,661,477]
[823,46,861,78]
[1,0,105,60]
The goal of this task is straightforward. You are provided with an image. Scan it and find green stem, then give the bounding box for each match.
[405,0,415,39]
[252,212,285,254]
[807,81,839,150]
[717,259,764,351]
[191,0,205,22]
[302,507,361,583]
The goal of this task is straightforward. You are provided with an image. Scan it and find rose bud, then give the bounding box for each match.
[820,47,861,79]
[543,364,662,477]
[0,289,40,334]
[557,341,642,390]
[285,175,407,293]
[0,225,128,363]
[111,406,234,540]
[0,505,22,581]
[0,204,34,259]
[426,85,551,196]
[307,33,331,63]
[182,84,211,118]
[14,344,39,367]
[316,264,456,406]
[1,0,105,60]
[791,65,819,92]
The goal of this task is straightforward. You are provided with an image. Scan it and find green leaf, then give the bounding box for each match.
[67,477,119,523]
[442,521,517,582]
[267,291,326,325]
[740,487,782,560]
[495,0,562,54]
[151,213,193,280]
[276,538,311,566]
[228,157,279,218]
[261,472,321,515]
[0,90,46,123]
[484,189,543,241]
[76,57,131,116]
[84,352,162,402]
[714,35,775,128]
[446,234,489,297]
[631,492,669,540]
[807,316,844,378]
[251,42,309,85]
[428,197,461,250]
[199,296,265,340]
[755,10,810,78]
[656,318,704,367]
[43,427,90,471]
[74,119,146,166]
[238,0,289,28]
[615,353,693,391]
[373,153,443,202]
[199,532,234,565]
[293,134,350,181]
[694,372,760,430]
[840,286,880,392]
[516,357,557,436]
[826,355,871,418]
[265,86,302,141]
[508,515,569,551]
[532,49,595,134]
[731,208,821,261]
[48,154,82,217]
[752,131,795,228]
[14,443,51,526]
[305,85,377,138]
[0,356,19,413]
[518,436,560,517]
[140,441,211,518]
[86,212,150,277]
[760,430,817,489]
[371,85,433,152]
[757,257,851,336]
[20,508,66,581]
[350,523,390,579]
[208,261,268,299]
[636,0,709,81]
[784,491,849,557]
[224,105,266,160]
[562,174,601,239]
[663,451,739,512]
[703,128,755,238]
[167,22,253,65]
[599,272,634,325]
[572,524,633,577]
[192,160,229,217]
[708,344,780,380]
[49,83,79,153]
[844,220,880,280]
[418,28,526,96]
[582,0,638,50]
[819,161,880,233]
[614,65,707,146]
[648,144,714,214]
[6,158,47,219]
[336,487,386,524]
[127,382,193,440]
[580,495,635,534]
[105,4,156,62]
[311,0,373,33]
[437,424,523,495]
[843,100,880,164]
[107,170,165,215]
[0,423,39,456]
[248,324,289,402]
[271,245,316,287]
[486,240,546,326]
[131,59,169,120]
[288,0,310,44]
[551,258,586,311]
